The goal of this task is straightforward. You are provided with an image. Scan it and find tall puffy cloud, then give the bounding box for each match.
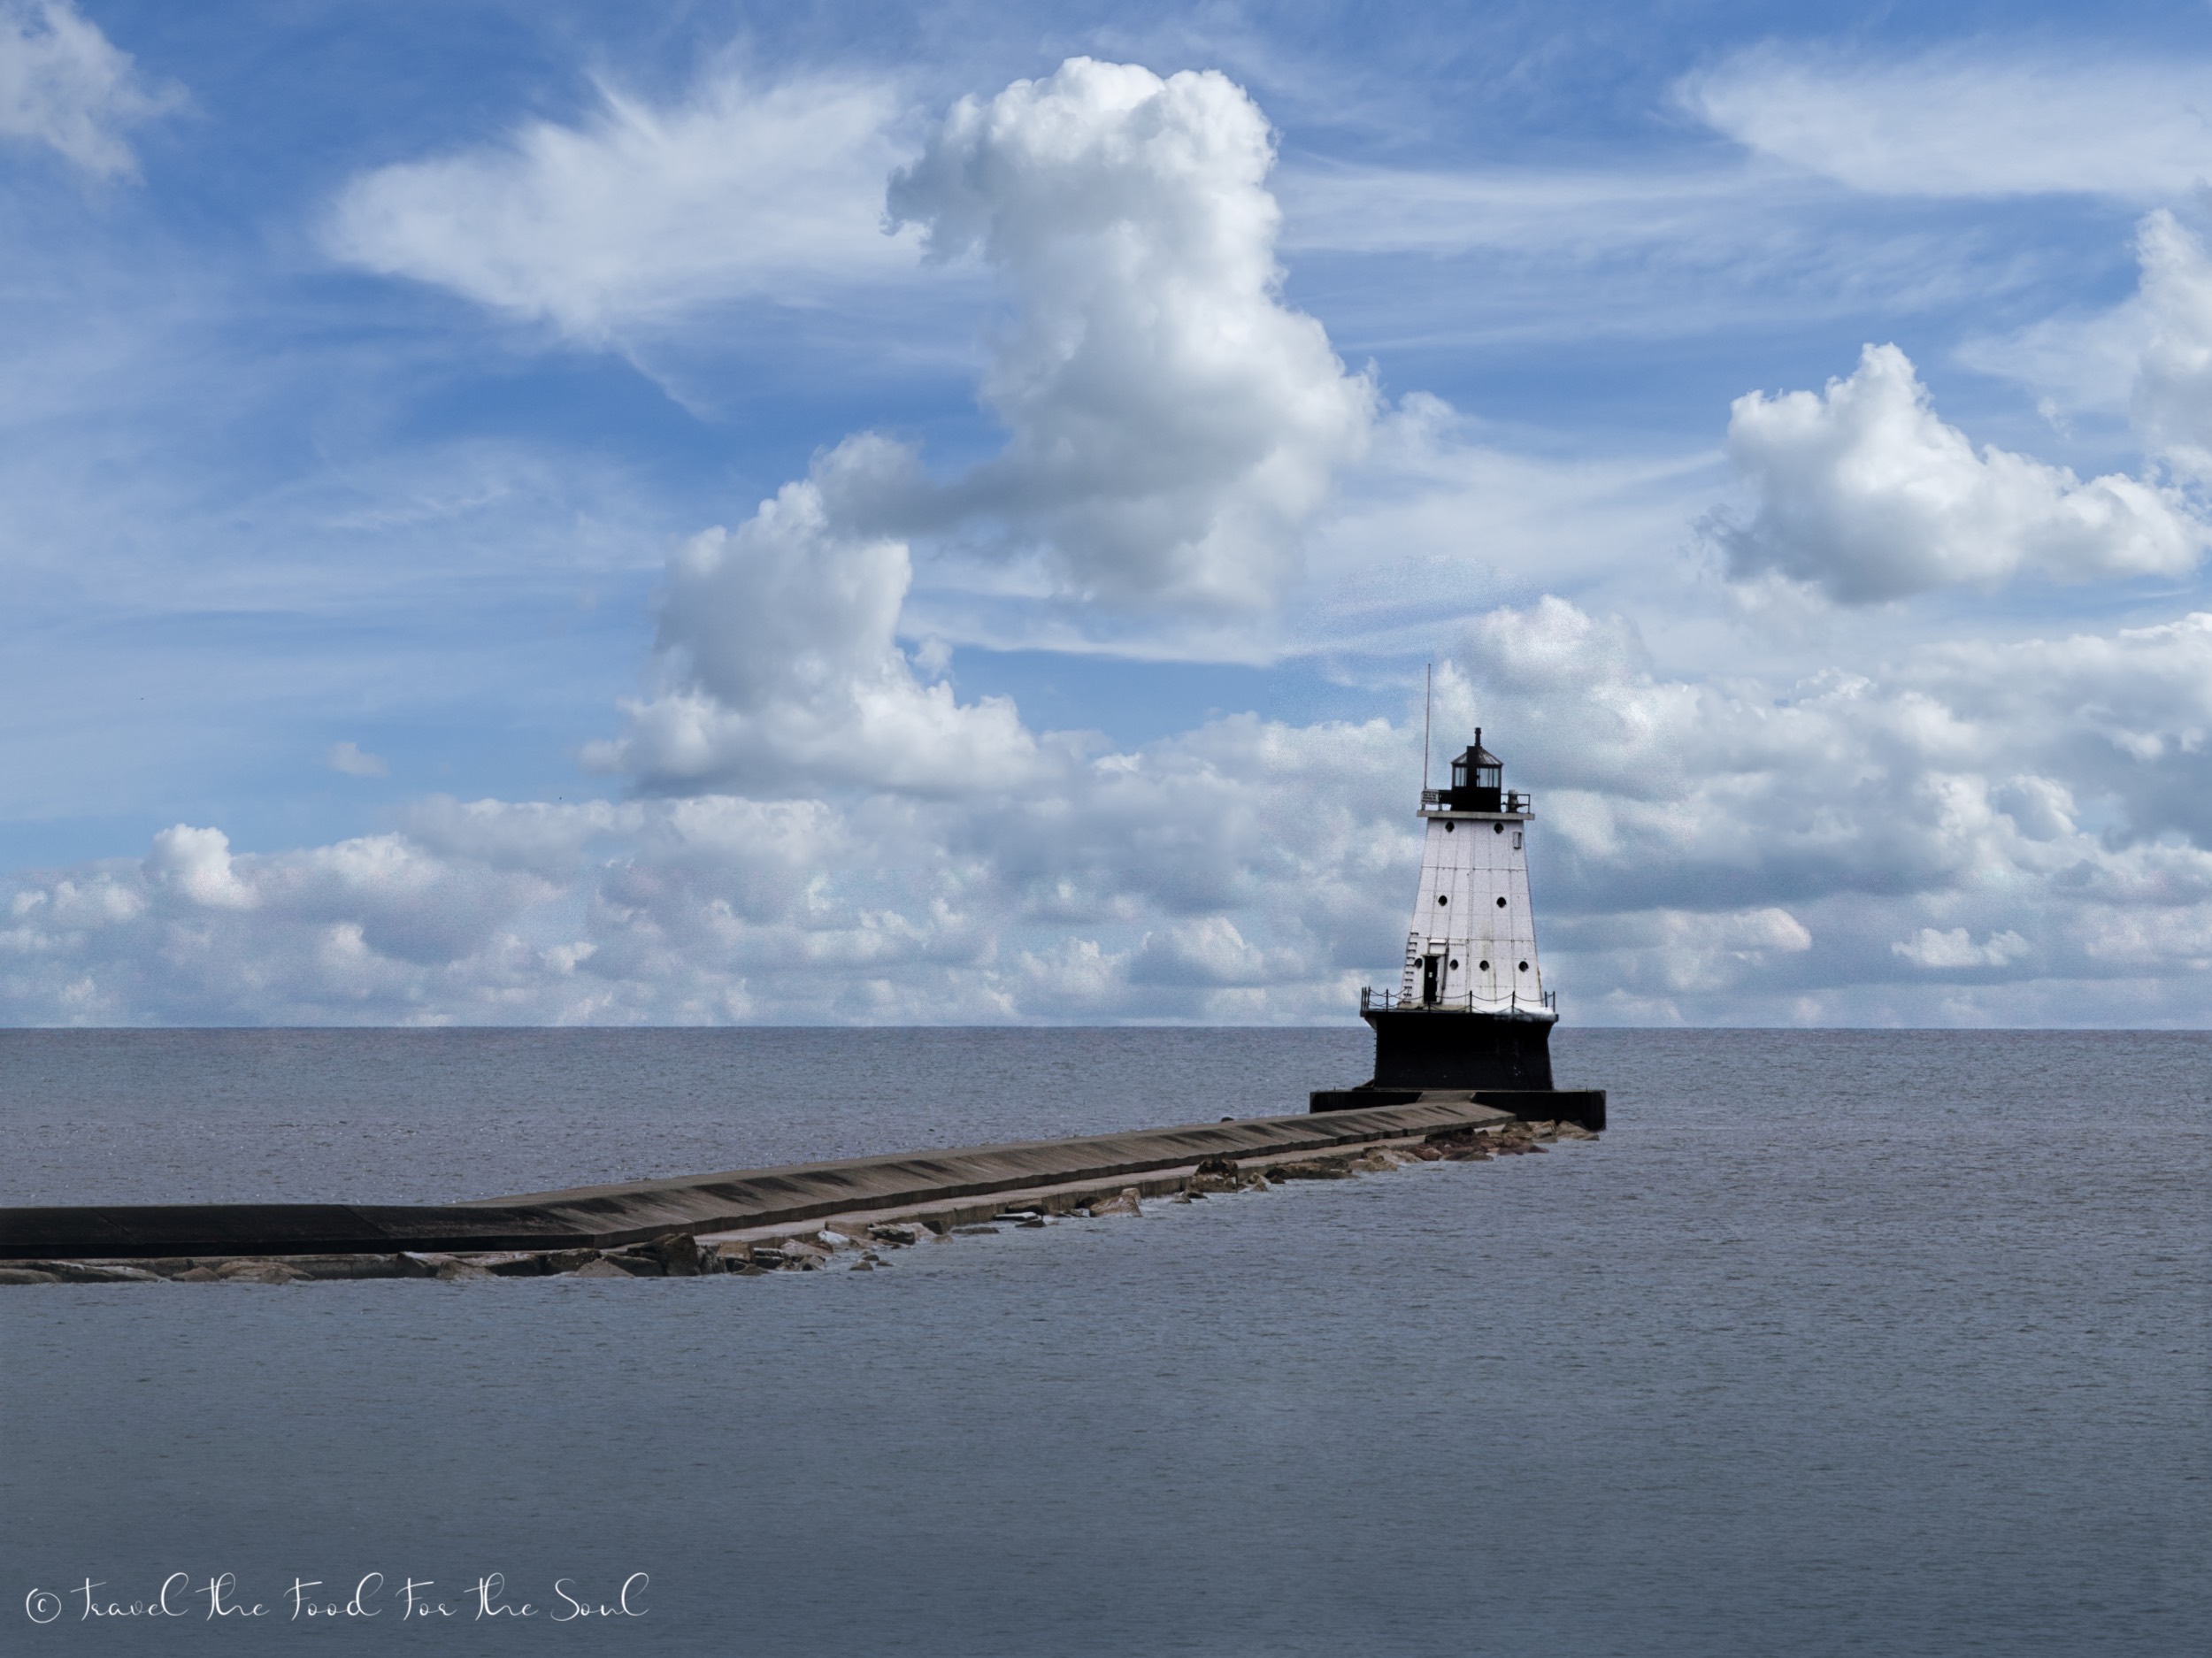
[0,0,177,179]
[1713,343,2204,602]
[323,69,914,338]
[888,58,1374,610]
[593,60,1382,794]
[144,825,255,910]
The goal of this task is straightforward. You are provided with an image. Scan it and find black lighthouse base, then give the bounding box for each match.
[1363,1007,1556,1090]
[1310,1008,1605,1131]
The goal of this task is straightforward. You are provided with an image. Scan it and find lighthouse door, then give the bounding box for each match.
[1421,954,1444,1007]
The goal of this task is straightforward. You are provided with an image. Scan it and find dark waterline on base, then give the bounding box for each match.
[2,1029,2207,1656]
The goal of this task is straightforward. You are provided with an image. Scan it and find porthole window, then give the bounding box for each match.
[1494,821,1504,834]
[1448,958,1459,970]
[1517,960,1529,971]
[1495,895,1507,908]
[1479,960,1490,971]
[1444,821,1455,833]
[1437,894,1448,906]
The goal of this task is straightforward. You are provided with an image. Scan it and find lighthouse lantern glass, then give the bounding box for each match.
[1443,727,1506,812]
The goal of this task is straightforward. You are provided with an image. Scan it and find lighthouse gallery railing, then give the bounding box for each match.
[1419,789,1533,814]
[1362,986,1557,1015]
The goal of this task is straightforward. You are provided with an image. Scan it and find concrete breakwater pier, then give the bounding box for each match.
[0,1094,1598,1284]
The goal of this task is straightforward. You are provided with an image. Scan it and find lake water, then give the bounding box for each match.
[1,1028,2206,1656]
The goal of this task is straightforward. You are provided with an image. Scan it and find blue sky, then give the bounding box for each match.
[5,1,2212,1024]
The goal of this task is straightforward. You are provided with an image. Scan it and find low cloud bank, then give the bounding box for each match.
[12,604,2212,1025]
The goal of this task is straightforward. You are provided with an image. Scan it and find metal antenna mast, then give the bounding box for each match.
[1422,663,1432,792]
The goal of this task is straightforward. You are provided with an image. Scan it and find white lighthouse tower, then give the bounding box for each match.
[1394,730,1550,1017]
[1312,725,1587,1109]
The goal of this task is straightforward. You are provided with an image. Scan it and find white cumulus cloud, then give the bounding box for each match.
[1893,927,2032,970]
[888,57,1375,611]
[586,437,1043,798]
[144,825,255,911]
[0,0,177,179]
[1958,208,2212,470]
[12,600,2212,1025]
[1452,598,2212,1019]
[590,59,1394,796]
[1713,343,2205,603]
[327,741,388,778]
[0,711,1424,1025]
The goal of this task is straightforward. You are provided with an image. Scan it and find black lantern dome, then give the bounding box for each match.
[1442,728,1504,811]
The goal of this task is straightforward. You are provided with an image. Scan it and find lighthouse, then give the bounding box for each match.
[1310,727,1603,1125]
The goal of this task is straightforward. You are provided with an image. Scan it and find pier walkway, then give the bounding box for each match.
[1,1094,1521,1263]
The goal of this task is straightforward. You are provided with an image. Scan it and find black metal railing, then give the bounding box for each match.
[1362,986,1558,1014]
[1419,789,1532,816]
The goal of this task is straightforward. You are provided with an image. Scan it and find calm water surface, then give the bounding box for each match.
[1,1029,2206,1656]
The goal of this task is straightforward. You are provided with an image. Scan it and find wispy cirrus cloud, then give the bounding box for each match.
[326,741,388,779]
[0,0,180,180]
[323,67,919,339]
[1270,153,2075,356]
[1681,46,2212,201]
[1275,157,1818,257]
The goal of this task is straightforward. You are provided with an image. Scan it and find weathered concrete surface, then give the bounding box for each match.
[687,1126,1453,1257]
[1310,1086,1606,1132]
[0,1096,1515,1262]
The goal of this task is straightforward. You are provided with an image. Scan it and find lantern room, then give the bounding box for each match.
[1442,729,1503,812]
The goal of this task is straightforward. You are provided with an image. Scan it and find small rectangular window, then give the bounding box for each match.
[1512,832,1523,849]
